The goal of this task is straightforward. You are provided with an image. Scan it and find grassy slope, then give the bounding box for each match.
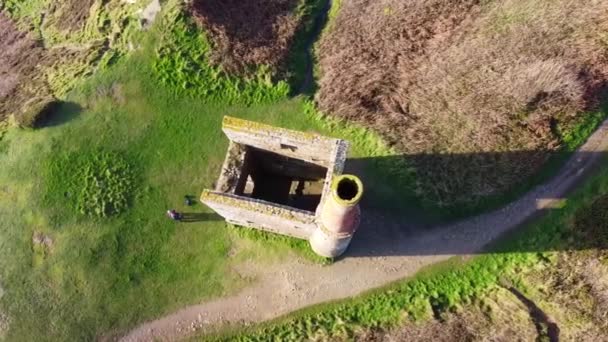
[212,158,608,341]
[0,2,400,340]
[1,51,239,342]
[0,0,606,341]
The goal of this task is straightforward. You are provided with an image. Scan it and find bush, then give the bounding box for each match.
[45,150,136,218]
[315,0,608,208]
[153,14,290,105]
[75,152,135,217]
[575,194,608,248]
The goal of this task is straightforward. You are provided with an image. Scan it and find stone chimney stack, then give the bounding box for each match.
[310,175,363,258]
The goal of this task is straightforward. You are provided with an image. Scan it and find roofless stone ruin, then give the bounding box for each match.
[201,116,364,258]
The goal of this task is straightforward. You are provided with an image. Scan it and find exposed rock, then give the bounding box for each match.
[140,0,162,29]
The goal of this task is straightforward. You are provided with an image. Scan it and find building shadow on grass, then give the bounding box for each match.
[338,148,608,258]
[180,212,223,223]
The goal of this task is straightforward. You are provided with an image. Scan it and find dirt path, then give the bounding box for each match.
[119,118,608,341]
[298,0,331,94]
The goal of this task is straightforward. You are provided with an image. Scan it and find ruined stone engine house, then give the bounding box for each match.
[201,116,363,258]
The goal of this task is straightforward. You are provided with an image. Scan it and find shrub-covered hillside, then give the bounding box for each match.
[0,0,144,126]
[317,0,608,209]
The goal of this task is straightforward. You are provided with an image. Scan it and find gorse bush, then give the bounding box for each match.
[45,150,136,218]
[560,110,607,151]
[153,15,290,105]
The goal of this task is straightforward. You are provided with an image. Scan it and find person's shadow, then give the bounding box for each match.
[180,212,222,223]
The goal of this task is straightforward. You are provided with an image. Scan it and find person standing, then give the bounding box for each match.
[166,209,182,221]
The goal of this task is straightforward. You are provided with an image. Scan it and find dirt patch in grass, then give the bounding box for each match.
[0,13,45,98]
[0,280,6,338]
[188,0,301,74]
[0,13,54,126]
[316,0,608,207]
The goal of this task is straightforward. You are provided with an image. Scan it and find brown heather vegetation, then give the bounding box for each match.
[189,0,301,74]
[0,13,53,127]
[359,252,608,342]
[359,287,539,341]
[0,2,112,127]
[51,0,96,32]
[525,252,608,341]
[355,192,608,341]
[317,0,608,207]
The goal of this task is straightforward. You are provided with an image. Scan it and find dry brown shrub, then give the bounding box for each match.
[0,13,54,127]
[189,0,301,74]
[0,14,43,98]
[357,251,608,342]
[317,0,608,206]
[358,287,538,341]
[51,0,96,31]
[523,251,608,341]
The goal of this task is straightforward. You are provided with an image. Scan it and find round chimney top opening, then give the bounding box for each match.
[332,175,363,205]
[338,178,358,200]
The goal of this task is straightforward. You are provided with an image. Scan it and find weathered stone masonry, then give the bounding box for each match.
[201,116,363,257]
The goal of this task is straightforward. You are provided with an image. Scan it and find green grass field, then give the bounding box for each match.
[0,4,400,339]
[1,0,608,340]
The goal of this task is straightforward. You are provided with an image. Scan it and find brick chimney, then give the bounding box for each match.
[310,175,363,258]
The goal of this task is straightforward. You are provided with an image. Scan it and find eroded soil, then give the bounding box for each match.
[51,0,96,32]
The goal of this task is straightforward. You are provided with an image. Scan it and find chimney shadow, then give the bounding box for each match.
[339,148,608,258]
